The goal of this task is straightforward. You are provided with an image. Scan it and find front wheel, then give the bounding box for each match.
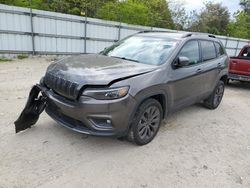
[127,98,163,145]
[203,80,225,109]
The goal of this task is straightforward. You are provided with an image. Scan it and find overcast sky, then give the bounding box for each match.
[178,0,241,15]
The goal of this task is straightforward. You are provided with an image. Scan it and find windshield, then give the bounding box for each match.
[101,35,178,65]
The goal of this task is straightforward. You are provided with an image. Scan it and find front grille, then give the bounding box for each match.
[44,73,79,99]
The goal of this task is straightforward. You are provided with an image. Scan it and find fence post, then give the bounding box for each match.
[84,15,87,53]
[29,6,35,55]
[235,39,240,56]
[118,22,121,41]
[224,37,228,48]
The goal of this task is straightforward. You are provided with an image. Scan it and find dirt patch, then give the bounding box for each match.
[0,57,250,187]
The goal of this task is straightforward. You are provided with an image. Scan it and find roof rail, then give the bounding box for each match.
[208,34,216,38]
[182,33,192,38]
[138,30,178,34]
[137,30,217,39]
[182,32,216,38]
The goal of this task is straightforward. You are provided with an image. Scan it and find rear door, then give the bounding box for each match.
[199,40,226,95]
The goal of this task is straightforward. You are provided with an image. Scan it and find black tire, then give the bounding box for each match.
[127,98,163,145]
[203,80,225,109]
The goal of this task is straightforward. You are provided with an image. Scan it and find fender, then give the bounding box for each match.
[128,84,170,126]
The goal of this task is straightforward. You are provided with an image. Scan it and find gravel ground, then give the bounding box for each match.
[0,57,250,188]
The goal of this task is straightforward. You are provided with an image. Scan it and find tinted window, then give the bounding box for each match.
[178,40,200,65]
[101,35,178,65]
[214,42,225,56]
[200,41,217,61]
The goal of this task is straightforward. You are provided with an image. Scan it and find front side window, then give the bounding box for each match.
[101,35,178,65]
[178,40,200,65]
[200,40,217,61]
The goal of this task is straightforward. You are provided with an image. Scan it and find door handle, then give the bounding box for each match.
[196,68,202,74]
[217,63,222,67]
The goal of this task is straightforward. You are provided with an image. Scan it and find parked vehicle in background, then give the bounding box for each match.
[228,45,250,82]
[15,31,229,145]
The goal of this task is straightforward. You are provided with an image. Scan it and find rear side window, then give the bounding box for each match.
[179,40,200,65]
[200,40,217,61]
[241,47,250,59]
[214,42,225,56]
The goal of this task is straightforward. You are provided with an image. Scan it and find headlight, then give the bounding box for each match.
[82,86,129,100]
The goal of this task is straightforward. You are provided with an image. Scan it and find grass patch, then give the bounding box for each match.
[17,54,28,59]
[0,57,13,62]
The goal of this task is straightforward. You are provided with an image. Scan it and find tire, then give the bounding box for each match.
[127,98,163,146]
[203,80,225,110]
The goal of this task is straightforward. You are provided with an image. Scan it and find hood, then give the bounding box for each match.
[44,54,158,99]
[46,54,158,86]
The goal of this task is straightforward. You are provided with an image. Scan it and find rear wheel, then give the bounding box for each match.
[203,80,225,109]
[127,98,163,145]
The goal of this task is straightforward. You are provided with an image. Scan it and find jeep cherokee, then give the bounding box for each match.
[15,31,229,145]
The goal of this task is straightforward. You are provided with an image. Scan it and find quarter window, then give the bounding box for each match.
[179,40,200,65]
[214,42,225,56]
[200,41,217,61]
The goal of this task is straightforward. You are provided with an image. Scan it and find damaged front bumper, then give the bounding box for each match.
[15,84,136,137]
[14,85,47,133]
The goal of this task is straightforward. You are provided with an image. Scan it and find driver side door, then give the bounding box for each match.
[168,40,205,110]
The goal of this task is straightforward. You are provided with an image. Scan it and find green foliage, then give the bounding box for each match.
[139,0,174,28]
[188,2,230,35]
[96,0,174,28]
[227,0,250,39]
[0,57,13,62]
[96,0,150,26]
[240,0,250,14]
[17,54,28,59]
[227,11,250,39]
[0,0,116,17]
[0,0,50,10]
[169,0,188,30]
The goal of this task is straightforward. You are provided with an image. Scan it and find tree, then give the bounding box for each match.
[226,0,250,39]
[96,0,174,29]
[240,0,250,14]
[169,0,188,30]
[227,0,250,39]
[0,0,117,17]
[47,0,117,17]
[227,11,250,39]
[96,0,150,26]
[0,0,50,10]
[139,0,174,29]
[188,2,230,35]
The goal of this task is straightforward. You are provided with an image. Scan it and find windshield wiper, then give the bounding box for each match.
[110,56,140,63]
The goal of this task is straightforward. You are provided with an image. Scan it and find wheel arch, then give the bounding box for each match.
[220,74,228,84]
[130,91,168,124]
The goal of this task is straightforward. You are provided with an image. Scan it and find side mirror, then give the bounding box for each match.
[174,56,190,68]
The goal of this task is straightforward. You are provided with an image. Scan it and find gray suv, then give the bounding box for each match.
[15,31,229,145]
